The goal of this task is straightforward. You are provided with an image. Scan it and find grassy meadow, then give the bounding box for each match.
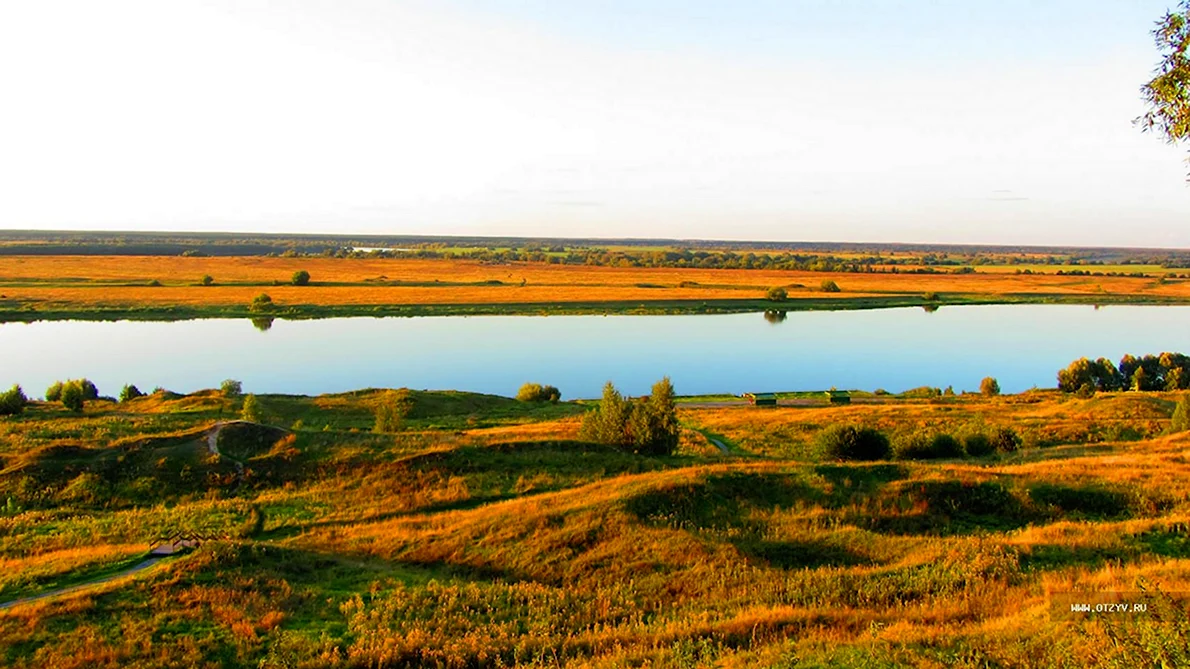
[0,384,1188,667]
[2,255,1190,321]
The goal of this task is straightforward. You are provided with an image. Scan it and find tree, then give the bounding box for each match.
[118,384,144,403]
[579,382,632,448]
[61,382,84,412]
[291,270,311,286]
[241,394,261,422]
[578,379,679,455]
[979,377,1001,397]
[45,381,63,402]
[766,286,787,302]
[221,379,243,397]
[373,389,415,433]
[201,275,214,286]
[0,385,27,416]
[1172,393,1190,433]
[1139,2,1190,172]
[819,280,841,293]
[517,383,560,403]
[250,293,274,312]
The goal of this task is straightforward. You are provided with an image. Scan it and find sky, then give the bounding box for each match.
[1,0,1188,247]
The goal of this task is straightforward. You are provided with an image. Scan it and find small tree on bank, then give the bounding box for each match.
[820,280,841,293]
[119,384,144,403]
[980,377,1001,397]
[766,286,787,302]
[579,378,680,456]
[250,293,274,313]
[221,379,243,397]
[291,270,311,286]
[374,389,415,433]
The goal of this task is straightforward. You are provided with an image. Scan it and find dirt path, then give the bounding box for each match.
[0,557,165,611]
[207,421,246,483]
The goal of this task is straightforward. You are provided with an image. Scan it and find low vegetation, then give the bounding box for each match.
[0,379,1187,666]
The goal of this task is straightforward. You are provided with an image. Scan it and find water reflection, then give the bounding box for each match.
[2,306,1189,398]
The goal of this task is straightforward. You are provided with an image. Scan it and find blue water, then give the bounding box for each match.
[2,305,1189,399]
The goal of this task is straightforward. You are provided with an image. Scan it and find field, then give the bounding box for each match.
[1,385,1188,667]
[2,255,1190,320]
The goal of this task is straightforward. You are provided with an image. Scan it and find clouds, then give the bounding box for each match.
[0,0,1187,245]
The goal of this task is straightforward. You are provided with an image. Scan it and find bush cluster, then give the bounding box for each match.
[893,425,1020,460]
[516,383,561,403]
[579,378,679,456]
[46,379,98,412]
[0,385,28,416]
[816,424,890,461]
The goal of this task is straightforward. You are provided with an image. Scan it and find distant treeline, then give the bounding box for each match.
[1058,352,1190,393]
[1,230,1188,268]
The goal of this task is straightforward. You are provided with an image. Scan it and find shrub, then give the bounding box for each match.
[374,389,415,433]
[291,270,311,286]
[980,376,1001,396]
[894,431,964,460]
[0,385,28,416]
[61,383,84,412]
[991,426,1021,452]
[1171,394,1190,434]
[962,432,994,457]
[517,383,561,403]
[221,379,243,397]
[923,291,939,301]
[241,394,261,423]
[45,381,63,402]
[579,378,679,455]
[118,384,144,403]
[201,274,214,286]
[250,293,274,312]
[819,280,841,293]
[766,286,787,302]
[816,424,890,461]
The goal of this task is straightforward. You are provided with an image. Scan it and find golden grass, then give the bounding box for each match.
[1,255,1187,309]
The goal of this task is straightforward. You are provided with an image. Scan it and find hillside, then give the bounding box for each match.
[0,388,1187,667]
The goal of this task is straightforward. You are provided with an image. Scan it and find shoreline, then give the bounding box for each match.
[3,292,1190,323]
[4,291,1190,323]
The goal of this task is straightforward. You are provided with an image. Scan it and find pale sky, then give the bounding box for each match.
[1,0,1188,246]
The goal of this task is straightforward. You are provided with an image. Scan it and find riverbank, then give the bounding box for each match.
[3,254,1190,321]
[4,292,1190,322]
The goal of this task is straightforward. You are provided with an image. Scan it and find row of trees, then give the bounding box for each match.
[1058,352,1190,394]
[578,378,680,456]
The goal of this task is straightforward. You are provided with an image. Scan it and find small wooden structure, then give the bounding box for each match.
[148,531,224,557]
[744,392,778,406]
[825,390,852,405]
